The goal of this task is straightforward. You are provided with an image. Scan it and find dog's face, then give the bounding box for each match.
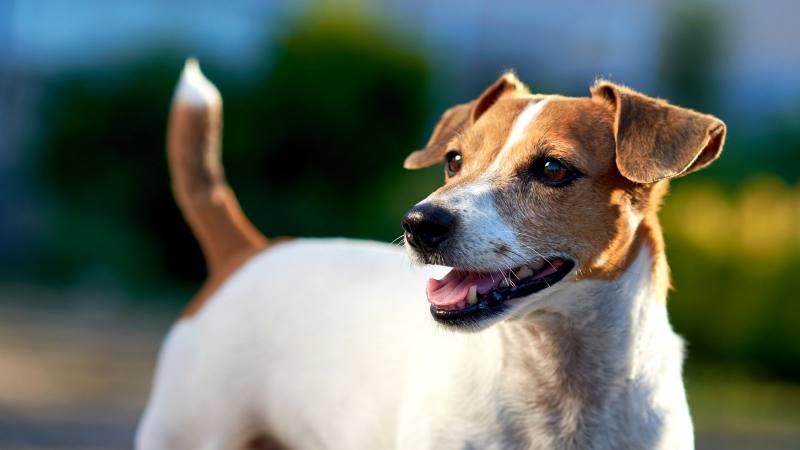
[402,73,726,329]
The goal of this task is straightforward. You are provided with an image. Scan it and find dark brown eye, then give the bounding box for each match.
[445,150,462,177]
[531,157,580,187]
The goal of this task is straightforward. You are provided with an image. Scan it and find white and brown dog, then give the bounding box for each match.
[137,60,725,450]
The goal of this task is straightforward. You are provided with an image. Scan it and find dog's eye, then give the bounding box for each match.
[531,158,579,187]
[445,150,462,177]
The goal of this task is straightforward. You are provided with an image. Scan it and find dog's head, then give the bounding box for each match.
[402,73,726,329]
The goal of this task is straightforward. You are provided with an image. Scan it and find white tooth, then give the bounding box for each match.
[529,260,545,271]
[467,286,478,304]
[500,278,511,288]
[515,266,534,279]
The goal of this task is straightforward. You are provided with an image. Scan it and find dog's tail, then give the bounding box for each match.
[168,59,266,281]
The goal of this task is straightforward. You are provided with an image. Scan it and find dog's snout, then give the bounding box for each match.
[402,204,455,250]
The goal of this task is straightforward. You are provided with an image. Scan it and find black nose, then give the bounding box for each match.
[402,204,456,250]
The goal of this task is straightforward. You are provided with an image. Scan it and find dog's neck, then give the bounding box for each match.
[491,232,691,448]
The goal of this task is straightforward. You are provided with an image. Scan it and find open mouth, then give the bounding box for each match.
[427,257,575,326]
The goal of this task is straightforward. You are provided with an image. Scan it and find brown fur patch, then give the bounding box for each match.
[406,77,724,289]
[494,242,511,256]
[403,72,530,169]
[168,102,268,277]
[592,81,726,183]
[168,92,282,319]
[246,433,292,450]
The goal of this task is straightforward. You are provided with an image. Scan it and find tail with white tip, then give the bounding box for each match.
[168,59,266,283]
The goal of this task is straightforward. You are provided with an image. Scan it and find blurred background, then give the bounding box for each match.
[1,0,799,448]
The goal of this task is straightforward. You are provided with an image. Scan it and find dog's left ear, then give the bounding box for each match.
[591,81,726,184]
[404,72,528,169]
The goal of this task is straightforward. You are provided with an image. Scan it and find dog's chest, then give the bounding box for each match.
[394,330,566,450]
[393,308,665,450]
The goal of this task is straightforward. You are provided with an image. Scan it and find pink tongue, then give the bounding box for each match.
[426,270,503,308]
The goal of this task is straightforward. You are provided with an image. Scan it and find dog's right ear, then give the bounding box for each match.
[591,81,726,184]
[404,72,528,169]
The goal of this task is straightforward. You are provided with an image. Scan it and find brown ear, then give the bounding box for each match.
[404,72,528,169]
[591,81,726,183]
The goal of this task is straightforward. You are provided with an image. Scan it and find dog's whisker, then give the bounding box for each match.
[511,240,560,272]
[390,234,406,247]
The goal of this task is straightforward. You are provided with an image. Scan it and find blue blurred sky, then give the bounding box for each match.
[3,0,799,119]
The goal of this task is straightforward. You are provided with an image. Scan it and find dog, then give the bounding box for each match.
[137,59,725,450]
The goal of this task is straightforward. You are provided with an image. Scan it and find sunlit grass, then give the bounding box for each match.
[686,363,800,436]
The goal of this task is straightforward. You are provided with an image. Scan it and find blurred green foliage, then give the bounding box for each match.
[15,12,800,381]
[659,3,727,110]
[663,177,800,379]
[657,2,800,379]
[35,56,192,287]
[30,15,438,289]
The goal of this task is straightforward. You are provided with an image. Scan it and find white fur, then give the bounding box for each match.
[137,239,692,449]
[489,99,550,173]
[626,199,644,233]
[175,58,221,108]
[422,178,522,270]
